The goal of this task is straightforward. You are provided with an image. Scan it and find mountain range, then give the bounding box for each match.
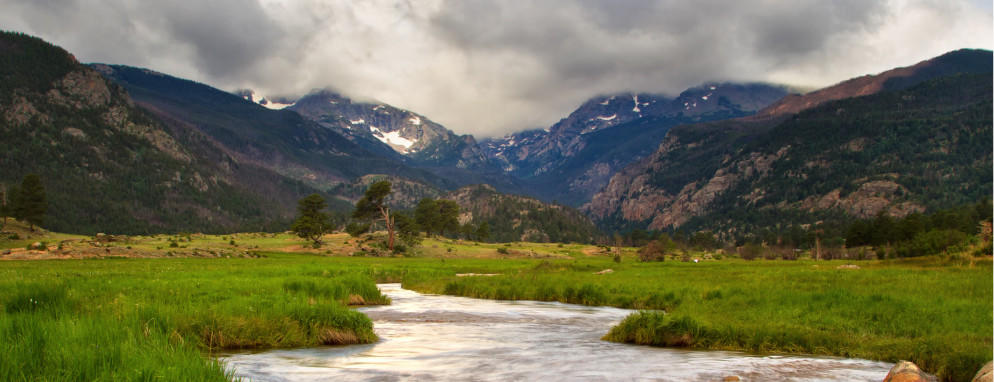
[1,30,990,241]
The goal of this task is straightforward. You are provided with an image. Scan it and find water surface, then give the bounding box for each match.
[221,283,893,381]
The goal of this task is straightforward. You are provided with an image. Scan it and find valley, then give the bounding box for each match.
[1,18,992,382]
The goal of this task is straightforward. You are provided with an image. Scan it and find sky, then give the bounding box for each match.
[1,0,990,137]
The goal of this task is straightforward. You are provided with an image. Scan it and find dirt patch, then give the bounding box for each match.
[456,273,502,277]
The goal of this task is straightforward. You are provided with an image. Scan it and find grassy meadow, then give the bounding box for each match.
[1,221,991,381]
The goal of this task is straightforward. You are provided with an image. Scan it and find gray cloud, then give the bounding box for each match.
[0,0,989,137]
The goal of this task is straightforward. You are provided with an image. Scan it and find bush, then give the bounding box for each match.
[345,222,371,237]
[638,240,667,262]
[739,243,762,260]
[896,229,969,258]
[497,247,509,255]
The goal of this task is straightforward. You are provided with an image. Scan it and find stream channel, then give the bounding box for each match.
[220,283,893,381]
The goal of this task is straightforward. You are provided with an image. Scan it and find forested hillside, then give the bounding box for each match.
[588,57,992,242]
[0,31,328,234]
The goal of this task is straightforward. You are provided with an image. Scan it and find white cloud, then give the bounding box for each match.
[0,0,989,137]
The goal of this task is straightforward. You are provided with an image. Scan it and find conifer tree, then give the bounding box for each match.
[352,181,396,250]
[18,174,45,231]
[291,193,332,247]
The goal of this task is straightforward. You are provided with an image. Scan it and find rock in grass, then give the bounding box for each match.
[594,269,614,275]
[347,294,366,306]
[883,361,937,382]
[974,361,993,382]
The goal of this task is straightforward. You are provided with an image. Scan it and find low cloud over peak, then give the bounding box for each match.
[1,0,989,137]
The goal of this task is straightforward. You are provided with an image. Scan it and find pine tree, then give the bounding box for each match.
[18,174,46,231]
[0,184,7,229]
[475,221,490,242]
[291,193,332,247]
[352,181,396,251]
[414,198,439,236]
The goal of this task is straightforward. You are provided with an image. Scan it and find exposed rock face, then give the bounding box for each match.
[798,180,925,219]
[290,90,489,169]
[585,133,789,230]
[585,50,992,234]
[974,361,993,382]
[441,184,599,243]
[882,361,937,382]
[481,84,787,205]
[330,174,443,210]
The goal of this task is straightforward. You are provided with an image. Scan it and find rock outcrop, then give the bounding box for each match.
[882,361,937,382]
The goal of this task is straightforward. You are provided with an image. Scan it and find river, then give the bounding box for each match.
[220,283,893,381]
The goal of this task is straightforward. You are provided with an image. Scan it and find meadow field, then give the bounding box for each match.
[1,224,990,381]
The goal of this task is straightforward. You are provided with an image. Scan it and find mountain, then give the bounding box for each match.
[442,184,600,243]
[586,49,993,239]
[751,48,992,120]
[235,89,296,110]
[329,174,443,210]
[482,83,788,205]
[93,65,453,192]
[289,90,489,169]
[0,31,338,234]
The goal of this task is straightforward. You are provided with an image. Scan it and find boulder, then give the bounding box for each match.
[883,361,937,382]
[29,242,43,250]
[594,269,614,275]
[974,361,993,382]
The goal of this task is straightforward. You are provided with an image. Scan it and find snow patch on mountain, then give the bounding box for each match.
[596,114,617,121]
[370,126,417,153]
[409,116,422,125]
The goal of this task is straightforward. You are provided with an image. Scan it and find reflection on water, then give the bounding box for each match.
[220,283,892,381]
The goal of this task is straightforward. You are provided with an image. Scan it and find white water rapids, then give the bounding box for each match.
[220,283,893,381]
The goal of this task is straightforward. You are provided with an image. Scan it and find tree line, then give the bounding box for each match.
[291,180,491,253]
[628,200,992,261]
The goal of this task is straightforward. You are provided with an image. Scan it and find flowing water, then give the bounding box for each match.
[221,284,893,381]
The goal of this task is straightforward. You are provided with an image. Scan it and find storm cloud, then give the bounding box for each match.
[0,0,989,137]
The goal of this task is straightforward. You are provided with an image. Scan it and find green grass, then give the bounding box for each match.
[0,254,390,381]
[403,256,993,382]
[2,227,990,381]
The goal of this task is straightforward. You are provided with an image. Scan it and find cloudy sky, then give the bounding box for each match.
[1,0,990,137]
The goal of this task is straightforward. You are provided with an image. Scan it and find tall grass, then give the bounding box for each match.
[404,257,993,382]
[0,254,390,380]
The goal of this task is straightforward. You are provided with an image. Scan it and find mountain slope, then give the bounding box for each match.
[587,50,992,237]
[0,31,332,234]
[95,65,452,191]
[290,90,489,168]
[483,83,788,205]
[442,184,600,243]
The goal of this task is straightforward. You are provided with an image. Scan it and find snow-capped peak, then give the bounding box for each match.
[370,126,417,154]
[238,89,296,110]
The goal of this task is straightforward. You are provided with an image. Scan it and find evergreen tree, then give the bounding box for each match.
[0,184,7,228]
[436,199,460,237]
[352,181,396,251]
[291,193,332,246]
[18,174,46,231]
[414,198,439,236]
[475,221,490,242]
[393,212,422,248]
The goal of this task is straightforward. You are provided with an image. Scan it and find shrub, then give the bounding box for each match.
[638,240,667,262]
[739,243,763,260]
[497,247,509,255]
[345,222,371,237]
[896,229,969,258]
